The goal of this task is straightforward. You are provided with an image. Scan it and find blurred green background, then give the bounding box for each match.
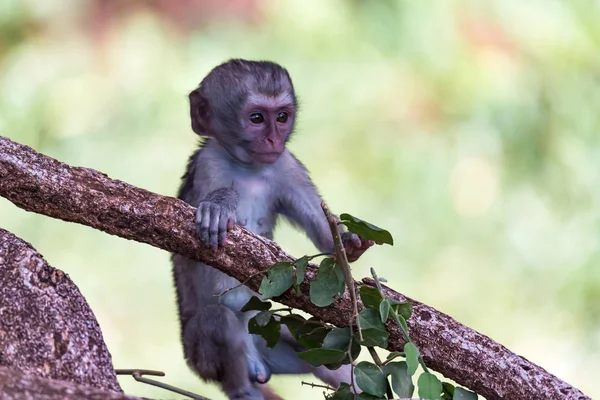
[1,0,599,398]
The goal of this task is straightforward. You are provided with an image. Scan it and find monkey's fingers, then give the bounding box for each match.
[196,204,212,246]
[363,240,375,248]
[217,212,231,247]
[341,232,362,248]
[206,204,222,252]
[350,233,362,248]
[250,364,271,385]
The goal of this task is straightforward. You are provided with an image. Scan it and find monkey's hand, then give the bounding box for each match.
[196,188,239,252]
[341,232,374,262]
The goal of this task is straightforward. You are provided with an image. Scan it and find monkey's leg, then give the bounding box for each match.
[183,305,267,400]
[256,327,359,392]
[313,364,360,391]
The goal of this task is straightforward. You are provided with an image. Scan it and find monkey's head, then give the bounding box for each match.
[189,59,298,165]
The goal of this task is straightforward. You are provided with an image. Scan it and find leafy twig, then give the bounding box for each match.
[370,268,430,374]
[321,201,363,341]
[347,324,358,398]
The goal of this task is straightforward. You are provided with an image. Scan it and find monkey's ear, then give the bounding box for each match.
[189,89,210,136]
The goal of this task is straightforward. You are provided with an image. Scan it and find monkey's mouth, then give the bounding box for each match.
[250,151,282,164]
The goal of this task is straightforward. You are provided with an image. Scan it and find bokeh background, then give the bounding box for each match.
[1,0,599,398]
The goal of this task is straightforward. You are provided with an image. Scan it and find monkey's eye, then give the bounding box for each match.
[276,112,289,123]
[250,113,265,124]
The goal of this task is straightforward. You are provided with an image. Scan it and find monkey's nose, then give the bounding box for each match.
[266,136,282,149]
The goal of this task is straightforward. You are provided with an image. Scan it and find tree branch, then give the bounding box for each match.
[0,366,141,400]
[0,135,590,400]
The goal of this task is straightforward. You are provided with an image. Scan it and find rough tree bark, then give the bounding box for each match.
[0,227,146,398]
[0,366,141,400]
[0,228,121,393]
[0,135,590,400]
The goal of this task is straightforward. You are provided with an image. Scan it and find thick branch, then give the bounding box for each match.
[0,135,590,400]
[0,227,121,393]
[0,366,141,400]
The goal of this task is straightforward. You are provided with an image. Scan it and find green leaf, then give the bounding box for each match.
[326,383,354,400]
[442,382,455,399]
[254,310,273,327]
[379,299,391,322]
[323,327,352,350]
[241,296,272,312]
[280,314,306,337]
[355,328,389,348]
[248,316,280,348]
[359,286,383,309]
[323,327,361,363]
[294,256,309,284]
[322,328,350,369]
[385,361,414,398]
[391,311,409,332]
[356,309,389,347]
[417,373,442,400]
[389,299,412,320]
[357,393,385,399]
[354,361,387,397]
[296,318,330,349]
[297,348,346,367]
[339,213,394,245]
[359,309,387,330]
[453,387,478,400]
[404,342,420,376]
[259,262,294,299]
[292,256,309,296]
[309,258,345,307]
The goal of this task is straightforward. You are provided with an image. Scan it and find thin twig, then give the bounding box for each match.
[301,380,336,391]
[115,369,165,377]
[270,307,293,313]
[382,352,405,366]
[307,252,333,260]
[346,321,358,398]
[115,369,210,400]
[367,347,384,366]
[215,270,266,297]
[321,201,363,341]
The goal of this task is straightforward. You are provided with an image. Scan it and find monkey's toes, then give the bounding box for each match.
[255,371,271,383]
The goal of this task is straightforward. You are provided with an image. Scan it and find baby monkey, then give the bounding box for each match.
[172,59,373,400]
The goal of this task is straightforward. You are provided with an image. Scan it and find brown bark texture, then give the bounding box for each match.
[0,135,590,400]
[0,366,141,400]
[0,227,122,393]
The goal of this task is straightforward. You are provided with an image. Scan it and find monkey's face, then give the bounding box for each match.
[238,92,295,165]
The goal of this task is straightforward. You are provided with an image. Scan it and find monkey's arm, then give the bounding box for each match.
[178,148,239,252]
[276,154,373,262]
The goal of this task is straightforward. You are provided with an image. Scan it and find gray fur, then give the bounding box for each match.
[173,60,360,400]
